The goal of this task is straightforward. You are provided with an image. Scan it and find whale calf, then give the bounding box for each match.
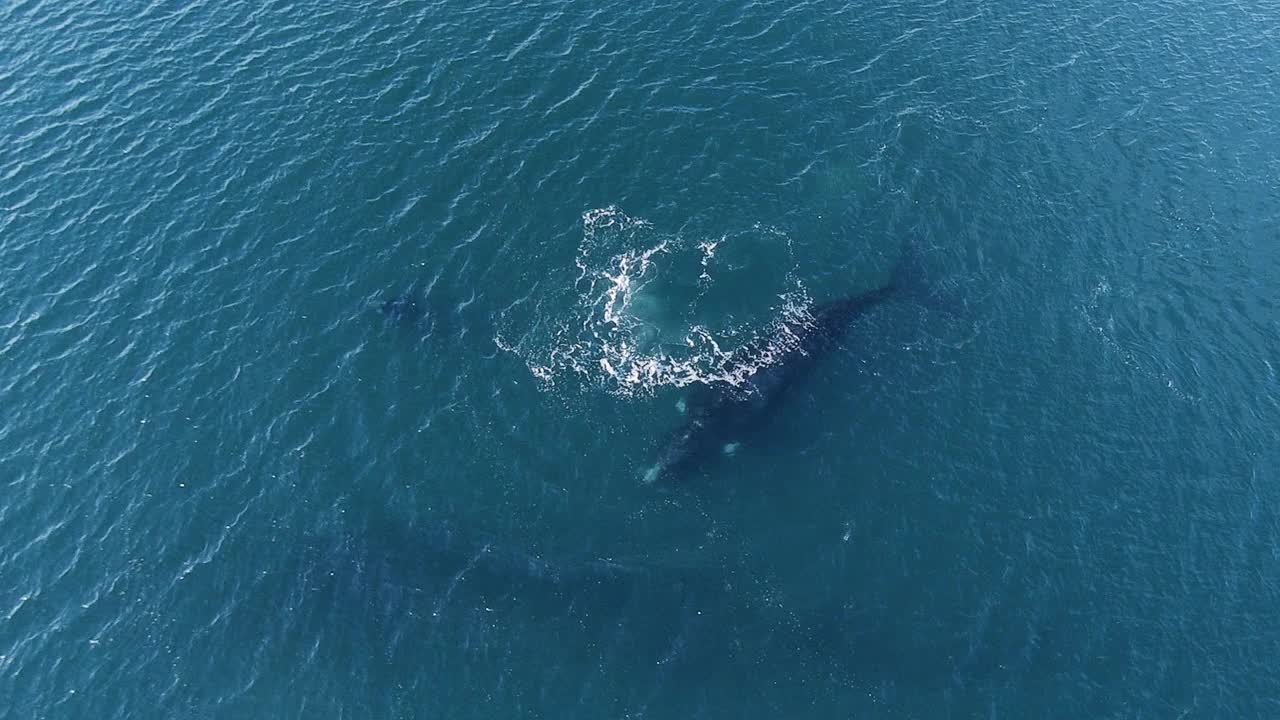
[378,284,427,325]
[645,246,918,484]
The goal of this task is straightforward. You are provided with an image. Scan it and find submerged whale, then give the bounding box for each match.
[378,284,427,325]
[645,248,918,484]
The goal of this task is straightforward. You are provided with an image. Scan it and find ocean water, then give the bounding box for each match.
[2,0,1279,716]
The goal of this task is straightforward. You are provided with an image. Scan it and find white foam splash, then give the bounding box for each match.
[697,236,722,283]
[498,207,814,396]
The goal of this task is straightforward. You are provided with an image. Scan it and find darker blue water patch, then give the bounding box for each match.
[2,0,1279,717]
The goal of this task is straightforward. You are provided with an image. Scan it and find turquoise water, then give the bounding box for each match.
[3,0,1279,716]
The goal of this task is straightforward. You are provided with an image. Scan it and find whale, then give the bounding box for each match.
[316,514,685,628]
[378,284,427,325]
[644,247,918,484]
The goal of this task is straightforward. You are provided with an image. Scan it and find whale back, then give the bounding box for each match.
[648,266,908,484]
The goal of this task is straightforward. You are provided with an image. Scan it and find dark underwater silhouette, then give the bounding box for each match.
[647,244,928,484]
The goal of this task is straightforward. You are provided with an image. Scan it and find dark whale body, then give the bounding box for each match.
[377,284,450,340]
[646,252,914,484]
[317,516,998,692]
[379,285,427,325]
[319,516,684,627]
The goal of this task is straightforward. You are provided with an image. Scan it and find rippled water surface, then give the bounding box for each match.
[3,0,1279,717]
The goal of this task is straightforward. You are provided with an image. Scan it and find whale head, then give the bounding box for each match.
[644,386,752,484]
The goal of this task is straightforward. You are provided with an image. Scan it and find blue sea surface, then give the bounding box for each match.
[2,0,1279,717]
